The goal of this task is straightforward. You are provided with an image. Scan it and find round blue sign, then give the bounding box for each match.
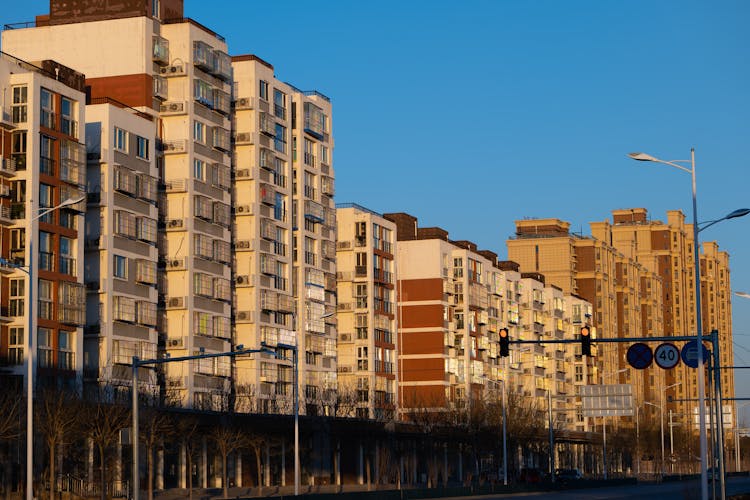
[681,340,710,369]
[627,342,653,370]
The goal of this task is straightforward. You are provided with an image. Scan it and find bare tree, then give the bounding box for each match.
[0,384,21,497]
[210,419,247,499]
[138,390,175,500]
[36,386,80,500]
[82,388,131,500]
[176,416,200,500]
[245,432,269,495]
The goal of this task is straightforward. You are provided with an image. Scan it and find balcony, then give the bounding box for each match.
[60,159,85,186]
[0,158,16,176]
[304,199,325,223]
[160,139,187,154]
[153,35,170,65]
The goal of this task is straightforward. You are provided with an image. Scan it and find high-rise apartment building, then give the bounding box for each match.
[335,203,397,420]
[0,52,87,392]
[83,101,160,396]
[607,208,734,426]
[3,0,335,412]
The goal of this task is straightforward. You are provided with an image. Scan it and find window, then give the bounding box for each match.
[114,127,128,152]
[137,301,157,326]
[39,184,54,222]
[59,236,75,275]
[259,80,269,101]
[114,211,137,239]
[40,136,55,176]
[194,159,206,181]
[11,86,27,123]
[37,328,53,368]
[193,121,206,144]
[58,331,74,370]
[193,79,213,108]
[40,88,55,129]
[320,145,329,165]
[39,231,54,271]
[38,279,53,320]
[273,89,286,119]
[135,259,157,285]
[274,123,286,153]
[60,97,75,136]
[113,296,136,323]
[11,131,27,170]
[9,278,25,316]
[114,255,127,279]
[151,0,160,17]
[137,216,157,243]
[135,135,149,160]
[8,327,24,365]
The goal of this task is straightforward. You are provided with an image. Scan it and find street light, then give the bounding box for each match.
[279,310,335,496]
[628,149,711,499]
[14,195,84,500]
[600,368,627,480]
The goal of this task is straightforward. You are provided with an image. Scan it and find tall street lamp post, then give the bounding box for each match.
[11,196,84,500]
[483,375,508,486]
[629,149,710,499]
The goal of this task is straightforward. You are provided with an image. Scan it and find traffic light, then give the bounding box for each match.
[499,328,509,357]
[580,326,592,357]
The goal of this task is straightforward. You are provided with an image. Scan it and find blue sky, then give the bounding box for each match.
[4,1,750,413]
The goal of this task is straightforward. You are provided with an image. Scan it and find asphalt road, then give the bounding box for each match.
[448,476,750,499]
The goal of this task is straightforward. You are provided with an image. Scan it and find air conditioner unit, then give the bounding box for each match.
[235,97,251,109]
[168,338,184,348]
[236,240,251,249]
[339,366,352,373]
[236,205,250,214]
[168,259,183,268]
[167,297,184,308]
[340,333,351,342]
[237,310,252,321]
[167,219,183,228]
[0,185,10,197]
[236,275,250,285]
[160,65,184,76]
[236,169,250,178]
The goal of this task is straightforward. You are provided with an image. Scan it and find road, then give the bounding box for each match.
[448,476,750,499]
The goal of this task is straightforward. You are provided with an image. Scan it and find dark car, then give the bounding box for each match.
[555,468,583,482]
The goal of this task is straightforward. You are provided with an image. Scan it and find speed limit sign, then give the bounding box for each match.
[654,343,680,369]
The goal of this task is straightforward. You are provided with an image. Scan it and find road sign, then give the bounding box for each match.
[681,340,709,369]
[654,343,680,369]
[626,342,653,369]
[581,384,634,417]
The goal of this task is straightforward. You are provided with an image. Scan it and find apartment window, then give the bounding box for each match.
[135,135,149,160]
[320,145,329,165]
[60,97,76,137]
[37,328,53,368]
[9,278,25,316]
[303,139,315,166]
[151,0,160,17]
[38,279,53,320]
[40,88,55,129]
[274,192,285,221]
[135,259,157,285]
[114,255,127,279]
[137,301,157,326]
[11,86,27,123]
[193,79,213,108]
[213,239,231,264]
[8,327,24,364]
[114,127,128,152]
[273,89,286,119]
[193,121,206,144]
[259,80,269,101]
[274,123,286,153]
[193,273,213,297]
[39,231,54,271]
[114,211,137,239]
[58,331,74,370]
[59,236,75,275]
[39,184,54,223]
[11,131,27,170]
[137,217,157,243]
[113,296,136,323]
[194,159,206,181]
[40,136,55,176]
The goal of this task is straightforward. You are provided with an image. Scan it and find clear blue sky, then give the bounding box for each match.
[4,0,750,417]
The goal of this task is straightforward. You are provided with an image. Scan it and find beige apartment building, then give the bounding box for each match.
[607,208,735,431]
[83,101,160,396]
[336,203,397,420]
[230,54,336,415]
[384,213,588,428]
[3,1,265,409]
[0,52,87,392]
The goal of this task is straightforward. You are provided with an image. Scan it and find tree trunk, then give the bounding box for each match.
[147,445,154,500]
[255,449,263,496]
[187,455,193,500]
[99,446,106,500]
[222,454,228,499]
[49,441,56,500]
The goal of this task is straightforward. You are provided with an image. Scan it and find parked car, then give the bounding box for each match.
[555,468,583,482]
